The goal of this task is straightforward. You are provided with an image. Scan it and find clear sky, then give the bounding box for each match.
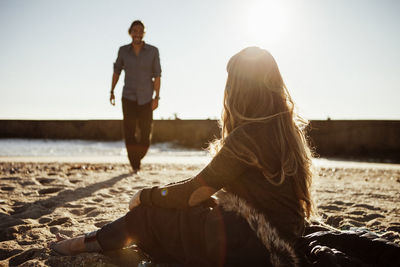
[1,0,399,120]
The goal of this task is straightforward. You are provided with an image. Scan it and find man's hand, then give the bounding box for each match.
[152,98,159,111]
[110,92,115,106]
[129,190,142,210]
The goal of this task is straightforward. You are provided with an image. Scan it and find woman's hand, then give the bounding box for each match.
[129,190,142,210]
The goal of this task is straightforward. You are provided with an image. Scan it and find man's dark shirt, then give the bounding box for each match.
[114,42,161,105]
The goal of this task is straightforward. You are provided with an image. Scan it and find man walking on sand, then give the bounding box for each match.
[110,20,161,174]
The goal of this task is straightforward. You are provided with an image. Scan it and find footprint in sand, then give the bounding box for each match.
[387,225,400,233]
[95,220,112,228]
[109,188,121,194]
[55,229,75,237]
[348,210,365,216]
[48,217,72,226]
[381,231,400,241]
[0,177,21,182]
[49,226,75,236]
[8,248,43,266]
[352,203,382,211]
[366,220,381,227]
[86,210,102,217]
[16,225,33,234]
[21,180,39,186]
[345,219,364,227]
[49,226,60,234]
[22,191,38,197]
[83,207,97,214]
[91,198,104,203]
[0,247,23,261]
[318,205,342,211]
[38,187,63,195]
[98,193,113,198]
[69,209,82,216]
[108,187,131,195]
[11,204,29,215]
[18,239,38,246]
[0,224,33,244]
[39,200,58,209]
[369,193,390,200]
[0,226,18,242]
[356,213,385,222]
[1,186,15,191]
[36,177,56,185]
[332,200,354,206]
[13,206,46,220]
[117,187,130,192]
[326,215,343,227]
[63,203,84,208]
[38,217,52,224]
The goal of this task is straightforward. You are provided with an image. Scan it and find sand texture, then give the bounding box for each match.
[1,161,400,266]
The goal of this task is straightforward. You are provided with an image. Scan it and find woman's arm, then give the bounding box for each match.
[130,139,248,210]
[138,174,219,209]
[129,174,217,210]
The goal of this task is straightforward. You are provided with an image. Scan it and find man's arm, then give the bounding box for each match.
[152,76,161,110]
[151,47,161,111]
[110,72,120,106]
[111,47,123,106]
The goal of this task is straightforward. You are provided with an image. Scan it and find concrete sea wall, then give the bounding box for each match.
[308,120,400,160]
[0,120,399,161]
[0,120,219,148]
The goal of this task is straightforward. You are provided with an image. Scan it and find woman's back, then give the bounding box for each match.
[205,121,306,241]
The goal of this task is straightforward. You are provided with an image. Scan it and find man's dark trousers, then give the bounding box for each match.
[122,97,153,170]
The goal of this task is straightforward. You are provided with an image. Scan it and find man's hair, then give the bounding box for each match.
[128,20,145,33]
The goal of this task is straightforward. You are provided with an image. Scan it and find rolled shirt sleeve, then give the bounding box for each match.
[152,48,161,78]
[113,48,123,75]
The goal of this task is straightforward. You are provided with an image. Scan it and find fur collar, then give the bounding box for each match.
[216,191,299,267]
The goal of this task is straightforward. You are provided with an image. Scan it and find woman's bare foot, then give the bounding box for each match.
[49,233,86,255]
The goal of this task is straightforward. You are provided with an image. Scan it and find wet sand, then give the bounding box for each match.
[1,159,399,266]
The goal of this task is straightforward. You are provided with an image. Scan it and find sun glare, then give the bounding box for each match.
[243,0,288,45]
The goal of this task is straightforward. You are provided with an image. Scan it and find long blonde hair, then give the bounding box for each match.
[212,47,314,218]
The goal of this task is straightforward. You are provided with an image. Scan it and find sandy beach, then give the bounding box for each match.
[1,159,400,266]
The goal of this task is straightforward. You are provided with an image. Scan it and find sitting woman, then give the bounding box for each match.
[51,47,314,266]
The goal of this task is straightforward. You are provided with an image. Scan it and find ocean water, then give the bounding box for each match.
[0,138,211,164]
[1,139,399,169]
